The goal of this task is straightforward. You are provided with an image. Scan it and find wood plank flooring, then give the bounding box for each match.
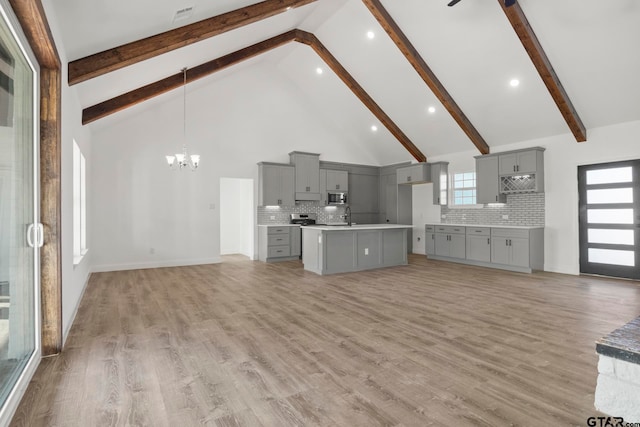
[10,255,640,426]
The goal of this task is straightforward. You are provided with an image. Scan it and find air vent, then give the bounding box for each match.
[173,6,194,23]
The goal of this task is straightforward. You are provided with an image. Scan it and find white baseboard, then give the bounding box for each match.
[91,257,222,273]
[62,271,92,347]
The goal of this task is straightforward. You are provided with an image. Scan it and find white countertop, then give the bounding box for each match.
[258,224,300,227]
[303,224,412,231]
[426,223,543,230]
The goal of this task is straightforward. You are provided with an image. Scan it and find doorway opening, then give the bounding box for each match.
[220,178,254,260]
[578,160,640,280]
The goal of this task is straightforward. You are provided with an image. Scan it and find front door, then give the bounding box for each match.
[578,160,640,279]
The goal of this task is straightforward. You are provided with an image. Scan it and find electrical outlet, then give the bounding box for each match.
[364,248,369,255]
[502,214,509,220]
[417,237,421,242]
[441,214,447,219]
[270,215,275,220]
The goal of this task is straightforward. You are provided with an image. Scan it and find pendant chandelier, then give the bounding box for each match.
[166,67,200,170]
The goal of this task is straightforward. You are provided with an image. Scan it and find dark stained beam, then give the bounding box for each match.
[68,0,317,85]
[296,30,426,162]
[83,30,299,125]
[499,0,587,142]
[362,0,490,155]
[83,29,426,162]
[9,0,63,355]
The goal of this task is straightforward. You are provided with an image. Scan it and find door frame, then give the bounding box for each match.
[8,0,62,355]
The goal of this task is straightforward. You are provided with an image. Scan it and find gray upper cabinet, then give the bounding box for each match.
[319,169,327,205]
[258,162,294,206]
[397,163,430,184]
[430,162,449,205]
[326,169,348,191]
[475,155,506,204]
[289,151,320,201]
[498,148,543,175]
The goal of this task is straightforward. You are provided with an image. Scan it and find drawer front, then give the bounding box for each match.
[466,227,490,236]
[491,228,530,239]
[436,225,466,235]
[425,225,435,232]
[268,234,290,246]
[267,226,291,235]
[268,245,290,258]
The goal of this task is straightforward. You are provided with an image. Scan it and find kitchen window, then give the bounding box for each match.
[452,172,477,205]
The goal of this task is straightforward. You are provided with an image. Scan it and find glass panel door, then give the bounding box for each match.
[578,160,640,279]
[0,0,39,421]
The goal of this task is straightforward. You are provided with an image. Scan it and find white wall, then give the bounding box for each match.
[412,119,640,275]
[41,1,93,343]
[90,63,384,271]
[220,177,253,258]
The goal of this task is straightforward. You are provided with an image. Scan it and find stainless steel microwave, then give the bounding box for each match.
[327,192,347,205]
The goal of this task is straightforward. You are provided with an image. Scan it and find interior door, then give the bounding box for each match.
[578,160,640,279]
[0,1,40,422]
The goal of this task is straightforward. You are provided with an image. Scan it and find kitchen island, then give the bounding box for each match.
[302,224,412,275]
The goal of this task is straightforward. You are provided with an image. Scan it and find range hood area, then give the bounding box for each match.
[290,151,321,201]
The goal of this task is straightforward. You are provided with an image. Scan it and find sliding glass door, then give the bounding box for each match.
[578,160,640,279]
[0,0,40,423]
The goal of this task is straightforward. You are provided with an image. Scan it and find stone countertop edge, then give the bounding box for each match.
[425,223,544,230]
[257,224,301,227]
[303,224,412,231]
[596,316,640,365]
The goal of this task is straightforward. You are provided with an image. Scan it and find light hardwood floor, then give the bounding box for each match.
[10,255,640,426]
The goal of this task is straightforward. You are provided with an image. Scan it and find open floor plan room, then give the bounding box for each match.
[10,255,639,426]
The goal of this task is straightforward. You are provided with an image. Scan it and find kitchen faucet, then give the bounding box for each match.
[344,206,352,226]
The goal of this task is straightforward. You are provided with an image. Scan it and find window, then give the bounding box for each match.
[453,172,477,205]
[73,140,87,264]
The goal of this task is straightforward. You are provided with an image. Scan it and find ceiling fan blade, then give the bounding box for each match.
[447,0,462,6]
[504,0,516,7]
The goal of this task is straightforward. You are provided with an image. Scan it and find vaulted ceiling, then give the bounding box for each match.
[50,0,640,162]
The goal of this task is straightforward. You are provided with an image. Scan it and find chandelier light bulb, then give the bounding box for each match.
[166,155,176,166]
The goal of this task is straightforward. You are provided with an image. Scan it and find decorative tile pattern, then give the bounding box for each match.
[441,193,545,227]
[257,201,347,225]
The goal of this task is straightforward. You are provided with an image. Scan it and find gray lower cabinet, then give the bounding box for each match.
[490,228,536,269]
[426,224,544,273]
[434,225,466,259]
[258,225,301,262]
[425,225,436,256]
[466,227,491,262]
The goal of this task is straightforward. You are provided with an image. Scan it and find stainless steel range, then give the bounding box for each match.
[290,213,317,226]
[290,214,317,258]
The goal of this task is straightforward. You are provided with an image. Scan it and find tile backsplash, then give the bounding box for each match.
[440,193,545,226]
[258,202,347,225]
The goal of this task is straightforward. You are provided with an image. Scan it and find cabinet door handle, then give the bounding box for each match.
[432,234,435,240]
[306,186,310,192]
[336,184,340,190]
[513,165,516,172]
[516,165,519,172]
[495,195,498,202]
[487,238,490,244]
[407,176,411,182]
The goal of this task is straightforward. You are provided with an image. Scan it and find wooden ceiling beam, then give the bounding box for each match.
[499,0,587,142]
[296,30,426,162]
[362,0,490,155]
[68,0,317,85]
[83,29,426,162]
[82,30,298,125]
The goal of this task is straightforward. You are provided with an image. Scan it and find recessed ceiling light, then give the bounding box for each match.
[428,106,436,114]
[316,67,323,75]
[367,31,375,39]
[510,79,520,87]
[371,125,378,132]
